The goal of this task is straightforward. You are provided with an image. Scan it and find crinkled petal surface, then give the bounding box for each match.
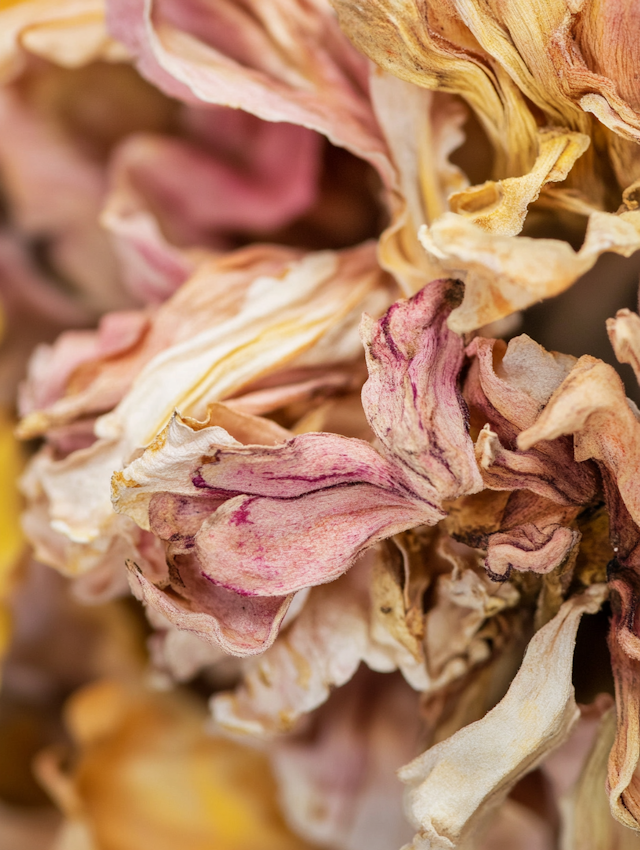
[399,584,606,850]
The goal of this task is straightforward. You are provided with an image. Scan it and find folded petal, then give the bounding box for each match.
[518,356,640,528]
[107,0,393,181]
[420,205,640,333]
[361,279,483,502]
[126,557,292,656]
[399,584,607,850]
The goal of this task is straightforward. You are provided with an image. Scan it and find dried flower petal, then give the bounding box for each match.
[399,584,607,850]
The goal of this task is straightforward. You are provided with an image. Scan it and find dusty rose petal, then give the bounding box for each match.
[19,310,150,417]
[106,0,393,182]
[0,235,88,406]
[104,113,321,248]
[126,557,292,656]
[467,336,597,507]
[361,279,483,502]
[484,523,580,581]
[271,670,419,850]
[0,87,126,313]
[193,455,427,597]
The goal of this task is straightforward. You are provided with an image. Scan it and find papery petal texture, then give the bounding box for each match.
[400,584,607,850]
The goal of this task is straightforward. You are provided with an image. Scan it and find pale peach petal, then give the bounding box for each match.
[0,0,127,83]
[518,357,640,528]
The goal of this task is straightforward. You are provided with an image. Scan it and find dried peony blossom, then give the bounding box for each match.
[7,1,640,848]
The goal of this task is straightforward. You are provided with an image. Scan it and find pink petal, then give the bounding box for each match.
[106,0,393,183]
[361,279,483,502]
[126,556,292,656]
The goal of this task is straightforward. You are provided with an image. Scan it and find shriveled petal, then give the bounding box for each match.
[193,472,425,597]
[211,560,398,736]
[476,425,594,508]
[361,279,483,502]
[518,357,640,527]
[447,128,589,237]
[399,584,607,850]
[607,308,640,385]
[420,206,640,334]
[370,72,469,295]
[331,0,539,178]
[126,558,292,656]
[484,523,580,581]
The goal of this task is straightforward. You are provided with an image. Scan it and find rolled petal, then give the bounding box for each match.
[399,584,607,850]
[361,279,483,503]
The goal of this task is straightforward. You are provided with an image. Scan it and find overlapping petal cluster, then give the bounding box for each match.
[2,0,640,848]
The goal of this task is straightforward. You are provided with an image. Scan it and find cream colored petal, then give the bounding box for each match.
[370,71,468,294]
[20,243,390,570]
[420,205,640,333]
[607,308,640,385]
[0,0,127,83]
[399,584,607,850]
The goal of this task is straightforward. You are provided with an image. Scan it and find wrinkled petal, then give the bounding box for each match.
[420,205,640,334]
[126,557,292,656]
[361,279,483,502]
[484,523,580,581]
[399,584,607,850]
[518,356,640,528]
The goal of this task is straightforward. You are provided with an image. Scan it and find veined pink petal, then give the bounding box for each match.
[361,279,483,503]
[126,557,292,656]
[195,481,426,597]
